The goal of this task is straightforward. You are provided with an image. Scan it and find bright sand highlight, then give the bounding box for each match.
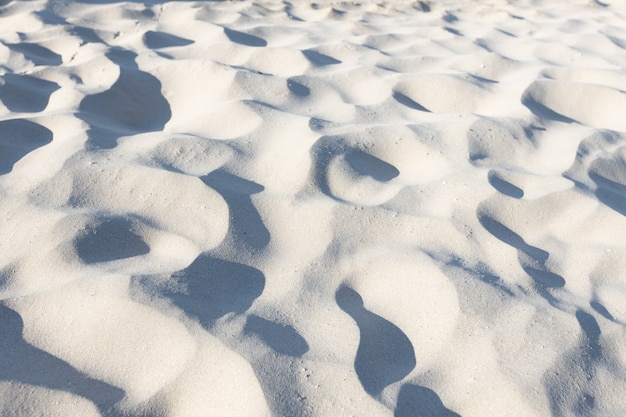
[1,0,626,416]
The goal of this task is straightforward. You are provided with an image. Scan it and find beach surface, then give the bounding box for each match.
[1,0,626,416]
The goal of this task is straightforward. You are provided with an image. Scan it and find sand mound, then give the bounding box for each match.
[1,0,625,416]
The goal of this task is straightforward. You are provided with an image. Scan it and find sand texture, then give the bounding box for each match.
[1,0,626,416]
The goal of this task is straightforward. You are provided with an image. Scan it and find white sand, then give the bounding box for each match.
[1,0,626,416]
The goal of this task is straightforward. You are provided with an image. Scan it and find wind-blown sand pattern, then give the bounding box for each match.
[1,0,626,416]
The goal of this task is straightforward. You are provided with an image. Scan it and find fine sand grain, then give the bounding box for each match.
[1,0,626,416]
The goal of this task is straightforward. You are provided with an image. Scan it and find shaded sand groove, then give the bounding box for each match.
[1,0,626,416]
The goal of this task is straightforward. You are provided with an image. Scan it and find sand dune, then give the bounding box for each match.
[1,0,626,416]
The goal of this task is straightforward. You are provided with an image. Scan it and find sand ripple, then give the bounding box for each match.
[1,1,625,416]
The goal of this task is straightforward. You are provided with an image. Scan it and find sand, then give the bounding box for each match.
[1,0,626,416]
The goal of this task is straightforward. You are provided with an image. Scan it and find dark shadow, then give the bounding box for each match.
[546,371,598,417]
[283,1,304,21]
[74,217,150,264]
[478,215,549,262]
[4,42,62,66]
[244,315,309,357]
[590,171,626,217]
[309,136,353,203]
[392,91,431,112]
[309,135,401,204]
[521,94,576,124]
[35,9,68,25]
[574,393,597,417]
[488,171,524,198]
[77,48,171,149]
[529,124,546,132]
[444,26,462,36]
[309,136,343,200]
[166,255,265,327]
[201,169,270,251]
[0,119,53,175]
[302,49,341,66]
[590,300,614,322]
[478,212,566,304]
[330,7,347,17]
[308,117,333,132]
[224,27,267,47]
[287,78,310,97]
[575,310,601,359]
[417,1,431,12]
[496,28,516,38]
[143,31,194,49]
[0,303,125,416]
[467,74,499,85]
[71,26,105,44]
[544,311,605,417]
[442,11,458,23]
[395,384,462,417]
[74,0,168,3]
[522,266,566,289]
[479,270,503,286]
[336,285,416,396]
[72,0,244,3]
[446,258,515,297]
[0,73,60,112]
[79,126,120,150]
[345,150,400,182]
[606,34,626,50]
[590,171,626,194]
[474,38,493,53]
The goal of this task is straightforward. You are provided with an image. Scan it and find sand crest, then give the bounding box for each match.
[1,0,626,416]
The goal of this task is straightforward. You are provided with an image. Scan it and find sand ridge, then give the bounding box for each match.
[1,0,626,416]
